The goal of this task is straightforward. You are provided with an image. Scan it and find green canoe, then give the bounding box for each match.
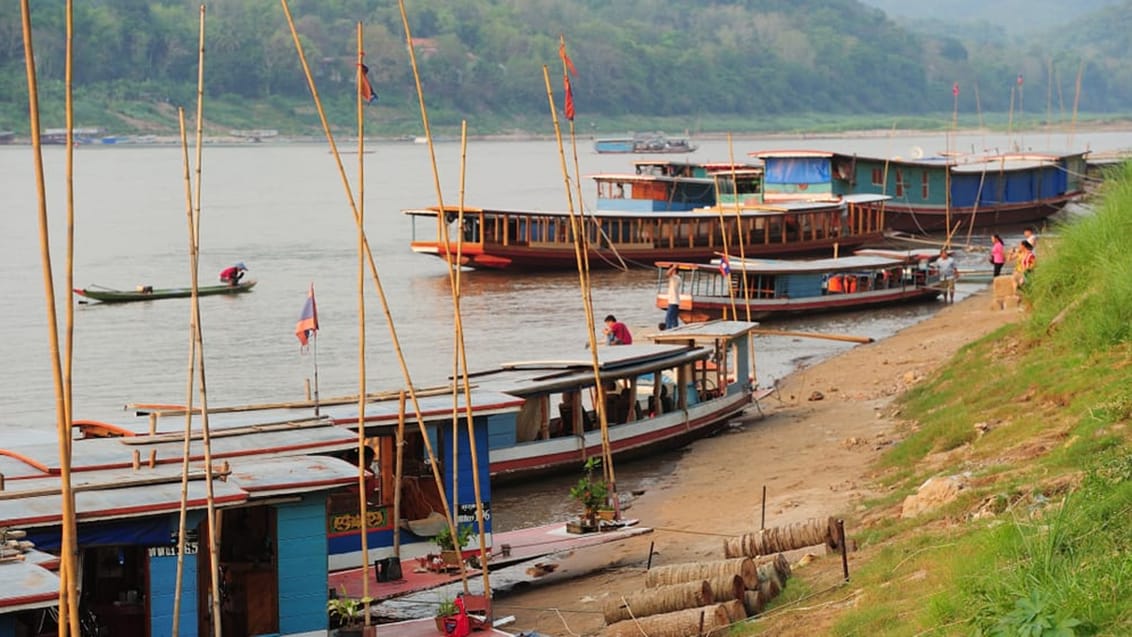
[74,280,257,303]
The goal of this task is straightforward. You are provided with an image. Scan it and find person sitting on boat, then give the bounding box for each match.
[219,262,247,286]
[603,314,633,345]
[936,249,958,303]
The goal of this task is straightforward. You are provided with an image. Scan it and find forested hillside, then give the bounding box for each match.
[1,0,1130,135]
[857,0,1120,35]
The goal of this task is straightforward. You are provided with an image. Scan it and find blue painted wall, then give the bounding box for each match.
[276,496,330,635]
[487,411,518,450]
[148,542,199,637]
[444,417,493,537]
[0,614,16,637]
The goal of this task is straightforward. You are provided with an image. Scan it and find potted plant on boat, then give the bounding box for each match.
[568,457,609,533]
[432,523,474,567]
[327,587,375,637]
[434,597,458,634]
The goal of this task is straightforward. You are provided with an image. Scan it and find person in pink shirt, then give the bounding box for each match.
[219,262,247,286]
[991,234,1006,277]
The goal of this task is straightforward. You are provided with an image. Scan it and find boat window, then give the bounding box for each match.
[895,169,905,198]
[871,167,884,186]
[921,170,930,200]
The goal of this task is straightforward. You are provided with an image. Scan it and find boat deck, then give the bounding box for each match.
[329,519,651,602]
[374,616,516,636]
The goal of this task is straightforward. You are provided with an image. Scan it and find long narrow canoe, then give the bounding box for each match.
[74,279,257,303]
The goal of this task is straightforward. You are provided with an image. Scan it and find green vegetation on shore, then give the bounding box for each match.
[743,164,1132,635]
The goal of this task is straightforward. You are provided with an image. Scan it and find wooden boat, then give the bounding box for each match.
[593,159,762,212]
[403,194,887,271]
[655,252,942,322]
[465,320,759,482]
[594,133,697,154]
[752,150,1088,234]
[73,279,257,302]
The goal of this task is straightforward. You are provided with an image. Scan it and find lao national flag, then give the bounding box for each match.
[359,63,378,105]
[295,284,319,347]
[719,255,731,276]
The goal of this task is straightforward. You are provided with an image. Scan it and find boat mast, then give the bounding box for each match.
[20,1,81,633]
[354,22,373,624]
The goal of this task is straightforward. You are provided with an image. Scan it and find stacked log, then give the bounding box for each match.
[602,580,713,625]
[720,598,748,622]
[723,516,841,558]
[645,557,758,589]
[600,603,732,637]
[755,553,792,589]
[704,574,745,602]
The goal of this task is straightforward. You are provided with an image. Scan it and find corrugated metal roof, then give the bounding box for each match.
[647,320,760,342]
[0,560,59,612]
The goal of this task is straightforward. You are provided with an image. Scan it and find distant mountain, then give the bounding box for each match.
[858,0,1122,35]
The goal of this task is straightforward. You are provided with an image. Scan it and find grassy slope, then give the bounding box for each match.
[740,165,1132,635]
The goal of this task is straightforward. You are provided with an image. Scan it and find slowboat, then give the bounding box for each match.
[73,279,257,303]
[404,195,887,271]
[752,149,1087,234]
[655,251,943,322]
[464,320,760,482]
[592,159,762,213]
[593,133,697,154]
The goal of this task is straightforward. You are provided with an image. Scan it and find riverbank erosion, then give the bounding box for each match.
[494,289,1019,635]
[498,165,1132,636]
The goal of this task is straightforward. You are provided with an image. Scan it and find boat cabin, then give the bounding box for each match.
[593,161,763,213]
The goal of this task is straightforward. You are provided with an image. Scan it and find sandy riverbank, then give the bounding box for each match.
[493,287,1021,636]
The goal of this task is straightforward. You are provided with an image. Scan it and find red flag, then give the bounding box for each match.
[559,39,578,77]
[295,284,319,347]
[564,74,575,121]
[359,63,378,105]
[952,82,959,97]
[1017,73,1024,87]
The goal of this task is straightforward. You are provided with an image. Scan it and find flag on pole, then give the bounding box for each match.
[559,37,578,121]
[952,82,959,97]
[719,255,732,276]
[295,284,319,347]
[359,62,378,105]
[1017,73,1024,87]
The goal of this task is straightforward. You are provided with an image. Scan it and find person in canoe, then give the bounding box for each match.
[219,262,248,286]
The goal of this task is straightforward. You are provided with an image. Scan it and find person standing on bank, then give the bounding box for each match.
[603,315,633,345]
[936,249,958,303]
[664,265,682,330]
[1022,227,1039,255]
[990,234,1006,277]
[219,262,247,286]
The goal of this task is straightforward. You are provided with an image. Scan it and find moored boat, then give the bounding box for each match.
[752,149,1087,234]
[654,252,943,323]
[74,279,257,302]
[465,320,759,481]
[593,159,762,212]
[404,194,887,271]
[594,133,697,154]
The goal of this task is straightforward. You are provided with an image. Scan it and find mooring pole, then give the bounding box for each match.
[838,519,849,581]
[646,540,655,570]
[760,485,767,530]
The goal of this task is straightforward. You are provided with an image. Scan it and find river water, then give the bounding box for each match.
[1,130,1126,527]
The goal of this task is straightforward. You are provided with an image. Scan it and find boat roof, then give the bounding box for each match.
[647,320,760,343]
[591,173,715,184]
[0,424,360,479]
[752,149,1082,171]
[659,255,909,274]
[403,200,853,219]
[0,455,358,528]
[0,559,60,612]
[99,389,523,436]
[467,344,711,395]
[854,248,941,261]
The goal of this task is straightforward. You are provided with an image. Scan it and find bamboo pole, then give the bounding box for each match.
[1068,60,1084,150]
[280,0,465,589]
[184,8,222,635]
[19,2,81,634]
[542,60,618,513]
[354,22,372,622]
[751,328,873,344]
[139,383,458,417]
[171,108,198,637]
[393,391,406,558]
[393,0,473,593]
[453,121,494,615]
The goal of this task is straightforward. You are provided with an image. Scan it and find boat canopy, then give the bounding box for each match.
[648,320,760,344]
[0,559,61,613]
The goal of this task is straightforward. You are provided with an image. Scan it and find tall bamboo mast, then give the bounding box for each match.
[353,22,373,621]
[393,0,473,592]
[183,7,223,636]
[279,0,465,587]
[542,63,618,511]
[171,108,198,637]
[19,2,81,634]
[454,121,495,613]
[61,0,79,633]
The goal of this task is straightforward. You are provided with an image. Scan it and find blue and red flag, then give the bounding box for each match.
[719,255,731,276]
[359,63,378,105]
[295,283,319,347]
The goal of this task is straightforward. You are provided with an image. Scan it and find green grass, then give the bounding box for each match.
[734,163,1132,637]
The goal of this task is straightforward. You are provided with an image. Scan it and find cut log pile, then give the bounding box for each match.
[600,517,846,635]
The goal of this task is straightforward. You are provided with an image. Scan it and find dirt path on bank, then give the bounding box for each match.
[495,289,1021,636]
